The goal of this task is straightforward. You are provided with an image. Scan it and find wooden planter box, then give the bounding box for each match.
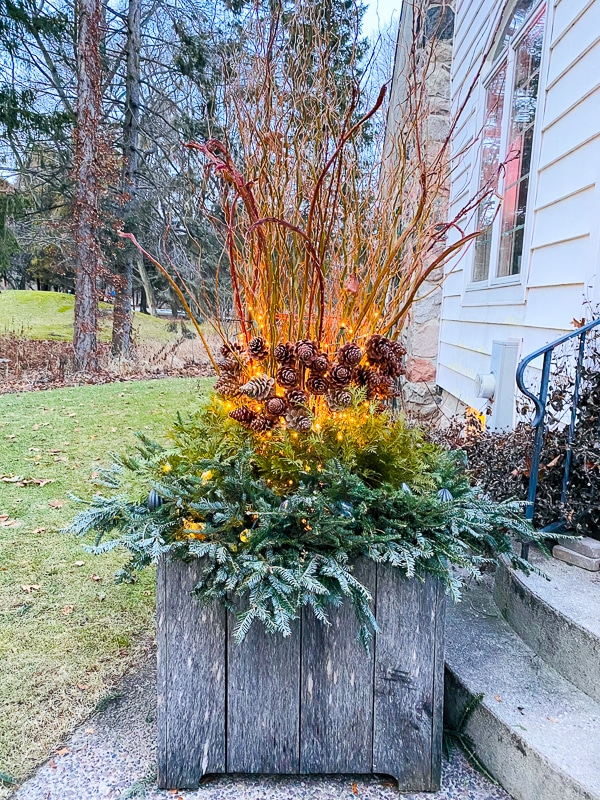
[156,557,445,792]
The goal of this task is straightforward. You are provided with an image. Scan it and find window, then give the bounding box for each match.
[473,66,507,282]
[493,0,539,60]
[472,2,546,284]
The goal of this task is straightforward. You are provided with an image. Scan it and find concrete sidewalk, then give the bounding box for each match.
[12,656,512,800]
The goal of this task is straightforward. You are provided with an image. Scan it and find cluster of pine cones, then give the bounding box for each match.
[215,334,405,433]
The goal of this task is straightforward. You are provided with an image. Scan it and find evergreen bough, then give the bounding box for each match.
[66,393,544,648]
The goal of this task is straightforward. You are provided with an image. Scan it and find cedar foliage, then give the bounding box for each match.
[67,394,543,648]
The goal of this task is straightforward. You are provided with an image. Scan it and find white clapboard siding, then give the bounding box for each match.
[535,138,600,207]
[528,235,593,288]
[438,0,600,410]
[531,186,596,249]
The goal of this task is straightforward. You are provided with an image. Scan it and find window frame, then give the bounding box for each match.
[465,0,547,293]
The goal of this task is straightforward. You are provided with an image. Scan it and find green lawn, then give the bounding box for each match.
[0,377,211,786]
[0,289,176,342]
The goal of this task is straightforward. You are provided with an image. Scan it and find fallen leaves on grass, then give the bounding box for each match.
[90,574,102,582]
[1,474,54,487]
[21,585,41,593]
[33,527,46,534]
[61,605,74,615]
[56,747,69,757]
[48,499,66,509]
[0,513,20,527]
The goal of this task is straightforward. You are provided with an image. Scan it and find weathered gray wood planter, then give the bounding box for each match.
[156,557,445,792]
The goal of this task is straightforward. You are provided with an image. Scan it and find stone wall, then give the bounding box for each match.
[402,34,453,421]
[383,7,455,422]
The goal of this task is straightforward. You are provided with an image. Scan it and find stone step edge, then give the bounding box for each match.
[444,666,600,800]
[493,559,600,705]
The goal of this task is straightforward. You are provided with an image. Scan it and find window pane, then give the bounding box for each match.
[473,65,506,282]
[493,0,538,60]
[497,9,545,278]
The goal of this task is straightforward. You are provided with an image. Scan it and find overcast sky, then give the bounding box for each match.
[362,0,402,36]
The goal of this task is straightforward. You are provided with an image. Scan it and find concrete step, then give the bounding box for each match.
[494,549,600,703]
[444,578,600,800]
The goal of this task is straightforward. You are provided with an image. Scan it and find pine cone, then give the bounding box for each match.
[265,395,287,416]
[337,342,362,366]
[326,389,352,410]
[247,336,268,360]
[356,366,380,400]
[250,413,275,432]
[286,389,309,406]
[389,340,407,359]
[355,365,369,385]
[240,374,275,400]
[229,406,256,428]
[221,341,244,359]
[366,334,391,364]
[329,362,352,389]
[377,375,399,398]
[379,340,406,378]
[217,356,244,376]
[274,342,296,366]
[295,339,318,365]
[276,366,299,388]
[380,357,405,379]
[285,408,312,432]
[311,353,330,373]
[306,373,329,395]
[214,376,242,398]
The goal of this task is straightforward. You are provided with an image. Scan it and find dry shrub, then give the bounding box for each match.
[0,331,217,393]
[434,338,600,539]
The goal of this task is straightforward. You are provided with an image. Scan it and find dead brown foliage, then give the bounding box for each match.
[0,333,216,394]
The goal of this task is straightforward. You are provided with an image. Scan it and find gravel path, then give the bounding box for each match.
[12,653,512,800]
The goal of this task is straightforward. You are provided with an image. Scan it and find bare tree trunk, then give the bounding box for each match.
[136,252,158,316]
[112,0,141,356]
[73,0,102,371]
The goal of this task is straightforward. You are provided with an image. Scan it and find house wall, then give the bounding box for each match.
[439,0,600,416]
[382,2,455,420]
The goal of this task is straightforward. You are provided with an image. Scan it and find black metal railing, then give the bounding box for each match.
[516,317,600,559]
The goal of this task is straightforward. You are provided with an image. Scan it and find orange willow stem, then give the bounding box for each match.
[224,195,250,344]
[118,232,220,373]
[247,216,325,341]
[381,230,484,335]
[305,84,387,241]
[184,139,267,300]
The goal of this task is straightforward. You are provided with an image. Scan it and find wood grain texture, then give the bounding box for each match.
[300,558,376,773]
[157,558,444,791]
[157,558,226,789]
[430,581,446,791]
[227,612,300,773]
[372,568,444,791]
